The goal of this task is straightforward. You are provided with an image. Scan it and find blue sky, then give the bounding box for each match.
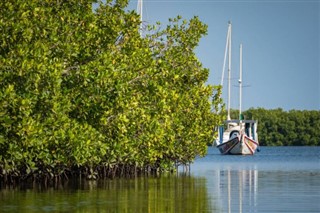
[126,0,319,111]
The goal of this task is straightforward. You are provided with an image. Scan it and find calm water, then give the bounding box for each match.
[0,146,319,212]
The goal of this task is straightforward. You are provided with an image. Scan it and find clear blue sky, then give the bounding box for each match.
[126,0,320,111]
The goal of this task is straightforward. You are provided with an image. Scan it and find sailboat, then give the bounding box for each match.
[216,22,260,155]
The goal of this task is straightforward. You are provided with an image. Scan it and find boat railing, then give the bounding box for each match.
[225,119,257,124]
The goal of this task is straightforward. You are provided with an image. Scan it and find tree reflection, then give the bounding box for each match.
[0,175,217,213]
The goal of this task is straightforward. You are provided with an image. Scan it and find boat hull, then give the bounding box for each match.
[217,134,259,155]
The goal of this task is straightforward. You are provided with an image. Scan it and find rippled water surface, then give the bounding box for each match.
[1,146,319,212]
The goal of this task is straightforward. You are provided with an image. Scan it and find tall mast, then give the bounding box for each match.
[227,22,232,120]
[137,0,143,35]
[239,44,243,120]
[221,22,230,86]
[220,21,232,120]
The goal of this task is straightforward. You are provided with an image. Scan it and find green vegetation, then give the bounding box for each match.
[230,108,320,146]
[0,0,223,183]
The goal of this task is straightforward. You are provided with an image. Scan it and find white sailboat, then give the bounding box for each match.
[216,22,260,155]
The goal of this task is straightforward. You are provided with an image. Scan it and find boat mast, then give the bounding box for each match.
[137,0,143,35]
[221,22,230,86]
[239,43,242,120]
[227,22,232,120]
[221,22,232,120]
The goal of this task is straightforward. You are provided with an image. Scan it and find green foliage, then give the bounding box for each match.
[242,108,320,146]
[0,0,223,182]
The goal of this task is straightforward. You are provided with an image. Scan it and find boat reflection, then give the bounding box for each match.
[215,167,258,213]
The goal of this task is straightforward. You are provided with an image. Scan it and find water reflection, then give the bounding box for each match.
[216,169,258,213]
[190,146,320,212]
[1,147,320,212]
[0,175,216,213]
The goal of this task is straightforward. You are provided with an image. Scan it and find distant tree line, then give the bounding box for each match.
[229,108,320,146]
